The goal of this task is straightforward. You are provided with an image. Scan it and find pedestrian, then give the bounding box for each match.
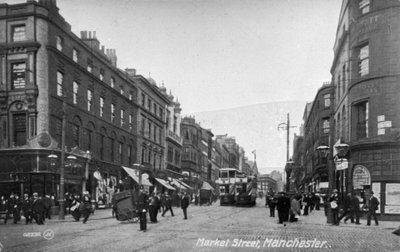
[289,195,301,222]
[339,193,352,223]
[181,192,190,220]
[137,187,148,232]
[312,193,321,211]
[329,189,340,225]
[302,194,310,216]
[148,193,159,223]
[162,192,174,217]
[31,193,45,225]
[267,194,277,217]
[1,196,8,224]
[13,194,22,224]
[351,193,361,225]
[80,191,92,224]
[366,191,379,226]
[70,194,81,221]
[43,194,52,220]
[160,192,166,213]
[21,194,33,224]
[276,192,290,224]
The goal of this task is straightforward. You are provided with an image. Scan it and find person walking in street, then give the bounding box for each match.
[181,192,190,220]
[137,187,149,232]
[329,189,340,225]
[289,195,301,222]
[366,191,379,226]
[267,194,277,217]
[21,194,33,224]
[70,194,81,221]
[31,193,45,225]
[43,194,52,220]
[4,193,15,224]
[276,192,290,224]
[312,193,321,211]
[352,193,361,225]
[80,191,92,224]
[13,194,22,224]
[148,193,159,223]
[302,194,310,216]
[162,192,174,217]
[339,193,352,224]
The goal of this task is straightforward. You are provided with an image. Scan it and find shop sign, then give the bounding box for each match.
[335,158,348,170]
[353,165,371,189]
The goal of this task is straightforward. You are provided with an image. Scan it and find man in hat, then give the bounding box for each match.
[181,192,190,220]
[21,193,33,224]
[329,189,340,225]
[137,186,148,232]
[31,193,45,225]
[276,192,290,224]
[162,192,174,217]
[366,191,379,226]
[81,191,92,224]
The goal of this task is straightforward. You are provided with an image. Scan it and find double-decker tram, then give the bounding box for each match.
[216,168,239,206]
[216,168,257,206]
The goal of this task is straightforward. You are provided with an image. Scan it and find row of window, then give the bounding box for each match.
[140,117,163,144]
[57,71,134,130]
[141,93,164,119]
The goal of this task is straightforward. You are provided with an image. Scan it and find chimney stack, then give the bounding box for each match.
[125,68,136,78]
[106,49,117,67]
[80,30,100,51]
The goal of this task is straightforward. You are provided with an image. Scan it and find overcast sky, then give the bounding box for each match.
[4,0,343,172]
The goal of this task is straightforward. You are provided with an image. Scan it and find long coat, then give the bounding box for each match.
[181,195,190,209]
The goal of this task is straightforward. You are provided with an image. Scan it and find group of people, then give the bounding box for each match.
[329,189,379,226]
[122,187,191,232]
[0,192,55,225]
[67,191,94,224]
[265,192,321,223]
[265,189,380,227]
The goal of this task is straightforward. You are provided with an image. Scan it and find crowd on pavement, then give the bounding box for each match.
[265,189,381,227]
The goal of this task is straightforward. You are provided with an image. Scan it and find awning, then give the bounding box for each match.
[201,181,214,191]
[155,178,175,191]
[122,166,152,187]
[170,178,192,190]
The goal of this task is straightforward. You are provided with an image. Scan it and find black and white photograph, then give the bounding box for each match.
[0,0,400,251]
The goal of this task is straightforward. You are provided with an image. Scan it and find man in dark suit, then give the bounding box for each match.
[137,187,148,232]
[181,192,190,220]
[31,193,45,225]
[21,194,33,224]
[162,193,174,217]
[329,189,340,225]
[339,193,352,223]
[276,192,290,224]
[367,191,379,226]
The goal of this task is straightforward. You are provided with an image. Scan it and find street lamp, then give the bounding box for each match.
[133,163,145,188]
[48,153,77,219]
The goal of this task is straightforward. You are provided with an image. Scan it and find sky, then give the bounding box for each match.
[4,0,342,172]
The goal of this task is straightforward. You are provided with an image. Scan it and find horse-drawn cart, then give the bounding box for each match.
[113,190,139,223]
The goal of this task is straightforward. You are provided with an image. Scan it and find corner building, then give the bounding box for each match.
[332,0,400,216]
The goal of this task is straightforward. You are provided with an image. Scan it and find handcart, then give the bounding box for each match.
[114,190,139,223]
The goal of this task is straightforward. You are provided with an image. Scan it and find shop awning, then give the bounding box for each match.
[155,178,175,190]
[122,166,152,187]
[201,181,214,191]
[170,178,192,190]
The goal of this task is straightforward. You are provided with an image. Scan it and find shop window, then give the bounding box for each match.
[385,183,400,214]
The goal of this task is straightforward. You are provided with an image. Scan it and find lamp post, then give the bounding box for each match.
[48,153,77,219]
[133,163,145,188]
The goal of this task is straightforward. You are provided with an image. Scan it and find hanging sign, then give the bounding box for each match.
[335,158,348,170]
[352,165,371,189]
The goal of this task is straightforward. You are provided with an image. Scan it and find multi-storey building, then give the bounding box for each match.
[0,0,140,201]
[0,0,173,203]
[331,0,400,216]
[301,83,335,193]
[215,134,239,169]
[163,88,182,179]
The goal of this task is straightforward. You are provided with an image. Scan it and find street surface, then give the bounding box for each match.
[0,200,399,252]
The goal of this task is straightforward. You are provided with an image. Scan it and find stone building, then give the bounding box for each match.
[332,0,400,216]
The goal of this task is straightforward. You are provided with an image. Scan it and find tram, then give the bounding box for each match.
[216,168,257,206]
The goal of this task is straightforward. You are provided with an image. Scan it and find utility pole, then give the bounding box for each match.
[278,113,297,192]
[59,90,67,219]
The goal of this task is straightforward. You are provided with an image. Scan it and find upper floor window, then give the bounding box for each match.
[87,90,93,111]
[359,44,369,76]
[141,94,146,106]
[354,101,369,139]
[359,0,370,14]
[100,97,105,117]
[110,77,115,88]
[147,98,152,111]
[121,109,125,126]
[324,94,331,108]
[72,49,79,63]
[159,107,163,119]
[11,62,26,89]
[129,91,133,101]
[99,69,104,81]
[111,103,116,123]
[120,86,124,95]
[129,114,133,130]
[12,25,26,42]
[57,71,63,96]
[73,81,79,104]
[87,60,93,73]
[153,104,157,115]
[322,119,330,134]
[56,36,63,51]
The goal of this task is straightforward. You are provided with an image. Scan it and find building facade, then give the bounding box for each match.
[332,0,400,215]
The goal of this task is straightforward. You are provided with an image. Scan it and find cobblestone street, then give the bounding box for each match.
[0,200,399,252]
